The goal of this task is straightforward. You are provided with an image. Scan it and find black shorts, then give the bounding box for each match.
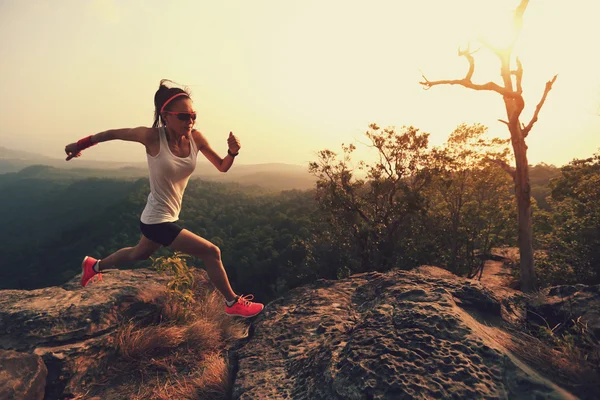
[139,221,183,246]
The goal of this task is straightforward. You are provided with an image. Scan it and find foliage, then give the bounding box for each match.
[152,252,195,308]
[0,175,319,304]
[308,123,517,279]
[2,137,598,301]
[309,124,433,276]
[179,183,318,300]
[427,123,516,276]
[529,163,561,210]
[528,314,600,395]
[532,254,576,287]
[106,269,246,400]
[537,153,600,285]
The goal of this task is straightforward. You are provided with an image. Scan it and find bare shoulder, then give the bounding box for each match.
[105,126,156,145]
[135,126,157,139]
[126,126,159,146]
[140,127,162,156]
[142,126,160,141]
[191,129,209,149]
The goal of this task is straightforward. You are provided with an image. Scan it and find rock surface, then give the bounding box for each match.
[0,349,47,400]
[529,284,600,338]
[231,269,576,400]
[0,269,168,399]
[0,265,590,400]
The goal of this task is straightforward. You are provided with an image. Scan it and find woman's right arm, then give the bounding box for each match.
[65,127,152,161]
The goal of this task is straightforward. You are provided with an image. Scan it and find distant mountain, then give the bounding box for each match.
[4,164,148,180]
[0,146,56,174]
[196,162,316,190]
[0,147,316,191]
[0,146,56,160]
[201,170,315,191]
[0,146,147,174]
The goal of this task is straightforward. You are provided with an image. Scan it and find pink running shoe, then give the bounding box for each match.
[81,256,102,287]
[225,294,264,318]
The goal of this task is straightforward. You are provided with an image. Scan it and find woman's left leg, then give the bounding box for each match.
[169,229,237,302]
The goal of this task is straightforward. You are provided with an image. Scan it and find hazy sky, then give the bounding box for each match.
[1,0,599,167]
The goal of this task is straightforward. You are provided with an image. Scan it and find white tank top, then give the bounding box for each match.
[140,127,198,224]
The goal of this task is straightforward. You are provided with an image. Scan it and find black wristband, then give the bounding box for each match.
[227,149,239,157]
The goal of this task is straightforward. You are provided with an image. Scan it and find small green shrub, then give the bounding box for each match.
[152,252,195,308]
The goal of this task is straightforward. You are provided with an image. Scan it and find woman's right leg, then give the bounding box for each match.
[97,235,161,271]
[168,229,237,301]
[169,229,264,317]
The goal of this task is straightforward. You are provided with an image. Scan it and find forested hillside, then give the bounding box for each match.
[529,163,561,210]
[0,136,595,301]
[0,171,140,288]
[0,174,319,301]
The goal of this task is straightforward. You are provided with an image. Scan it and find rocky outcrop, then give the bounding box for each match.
[528,284,600,338]
[1,265,592,400]
[0,269,168,399]
[0,349,47,400]
[231,269,576,399]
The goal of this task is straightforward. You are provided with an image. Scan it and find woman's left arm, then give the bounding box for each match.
[193,130,240,172]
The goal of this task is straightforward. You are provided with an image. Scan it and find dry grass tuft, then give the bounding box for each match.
[505,326,600,399]
[160,292,194,324]
[184,318,222,351]
[188,275,250,343]
[116,323,187,360]
[191,352,230,399]
[134,284,167,304]
[85,266,249,399]
[142,352,229,400]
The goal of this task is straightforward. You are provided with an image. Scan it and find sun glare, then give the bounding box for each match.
[461,1,521,51]
[1,0,599,166]
[479,16,518,50]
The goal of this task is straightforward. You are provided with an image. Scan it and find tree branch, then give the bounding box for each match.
[479,0,528,59]
[420,42,518,97]
[511,57,523,94]
[486,158,516,179]
[514,0,528,32]
[459,43,480,81]
[522,74,558,137]
[338,164,372,223]
[479,37,504,59]
[420,75,518,97]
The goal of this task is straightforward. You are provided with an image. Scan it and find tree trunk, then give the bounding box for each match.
[510,124,537,292]
[418,0,554,292]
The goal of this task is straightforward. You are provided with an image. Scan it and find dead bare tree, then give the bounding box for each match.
[420,0,557,292]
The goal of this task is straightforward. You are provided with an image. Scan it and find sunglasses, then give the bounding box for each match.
[165,111,197,121]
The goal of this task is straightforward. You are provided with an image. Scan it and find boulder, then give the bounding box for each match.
[0,349,47,400]
[529,284,600,338]
[0,265,586,399]
[0,269,168,399]
[231,269,575,399]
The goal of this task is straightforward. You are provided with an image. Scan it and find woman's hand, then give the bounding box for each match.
[64,142,81,161]
[227,132,241,154]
